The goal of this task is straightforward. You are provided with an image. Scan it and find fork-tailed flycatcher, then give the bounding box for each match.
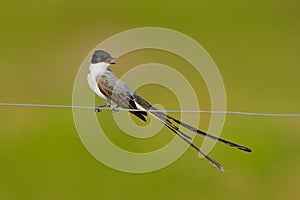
[87,50,251,172]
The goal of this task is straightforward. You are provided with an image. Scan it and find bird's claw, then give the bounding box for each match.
[94,105,107,112]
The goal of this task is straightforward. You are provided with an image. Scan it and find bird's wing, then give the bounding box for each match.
[96,71,148,122]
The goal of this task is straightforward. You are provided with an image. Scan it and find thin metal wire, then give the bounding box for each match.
[0,102,300,117]
[0,103,95,110]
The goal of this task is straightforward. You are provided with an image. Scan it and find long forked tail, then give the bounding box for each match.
[147,109,252,171]
[162,113,252,152]
[132,94,251,170]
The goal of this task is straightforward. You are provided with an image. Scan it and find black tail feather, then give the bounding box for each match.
[165,114,252,153]
[129,111,147,122]
[179,133,225,172]
[152,113,225,172]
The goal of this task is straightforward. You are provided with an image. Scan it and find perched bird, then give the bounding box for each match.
[87,50,251,171]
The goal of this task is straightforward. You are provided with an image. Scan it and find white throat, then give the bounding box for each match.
[88,62,110,76]
[87,62,110,101]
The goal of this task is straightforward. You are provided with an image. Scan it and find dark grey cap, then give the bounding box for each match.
[91,50,115,64]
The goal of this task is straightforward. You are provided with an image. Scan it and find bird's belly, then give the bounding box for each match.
[87,73,108,101]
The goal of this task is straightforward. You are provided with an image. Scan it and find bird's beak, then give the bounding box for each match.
[108,58,116,64]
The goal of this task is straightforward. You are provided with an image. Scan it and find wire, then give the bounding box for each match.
[0,102,300,117]
[0,103,95,110]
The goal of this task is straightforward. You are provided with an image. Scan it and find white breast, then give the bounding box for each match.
[87,63,110,101]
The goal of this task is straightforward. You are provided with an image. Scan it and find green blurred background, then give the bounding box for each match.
[1,0,300,199]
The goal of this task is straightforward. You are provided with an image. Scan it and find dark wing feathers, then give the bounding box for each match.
[97,74,147,122]
[128,97,147,122]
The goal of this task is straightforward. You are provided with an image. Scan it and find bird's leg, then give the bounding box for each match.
[94,105,108,112]
[94,105,119,113]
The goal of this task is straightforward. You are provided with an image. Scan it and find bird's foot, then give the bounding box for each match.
[94,105,108,112]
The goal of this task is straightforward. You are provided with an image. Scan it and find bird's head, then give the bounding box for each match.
[91,50,115,65]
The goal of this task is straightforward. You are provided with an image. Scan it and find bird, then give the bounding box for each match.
[87,50,252,172]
